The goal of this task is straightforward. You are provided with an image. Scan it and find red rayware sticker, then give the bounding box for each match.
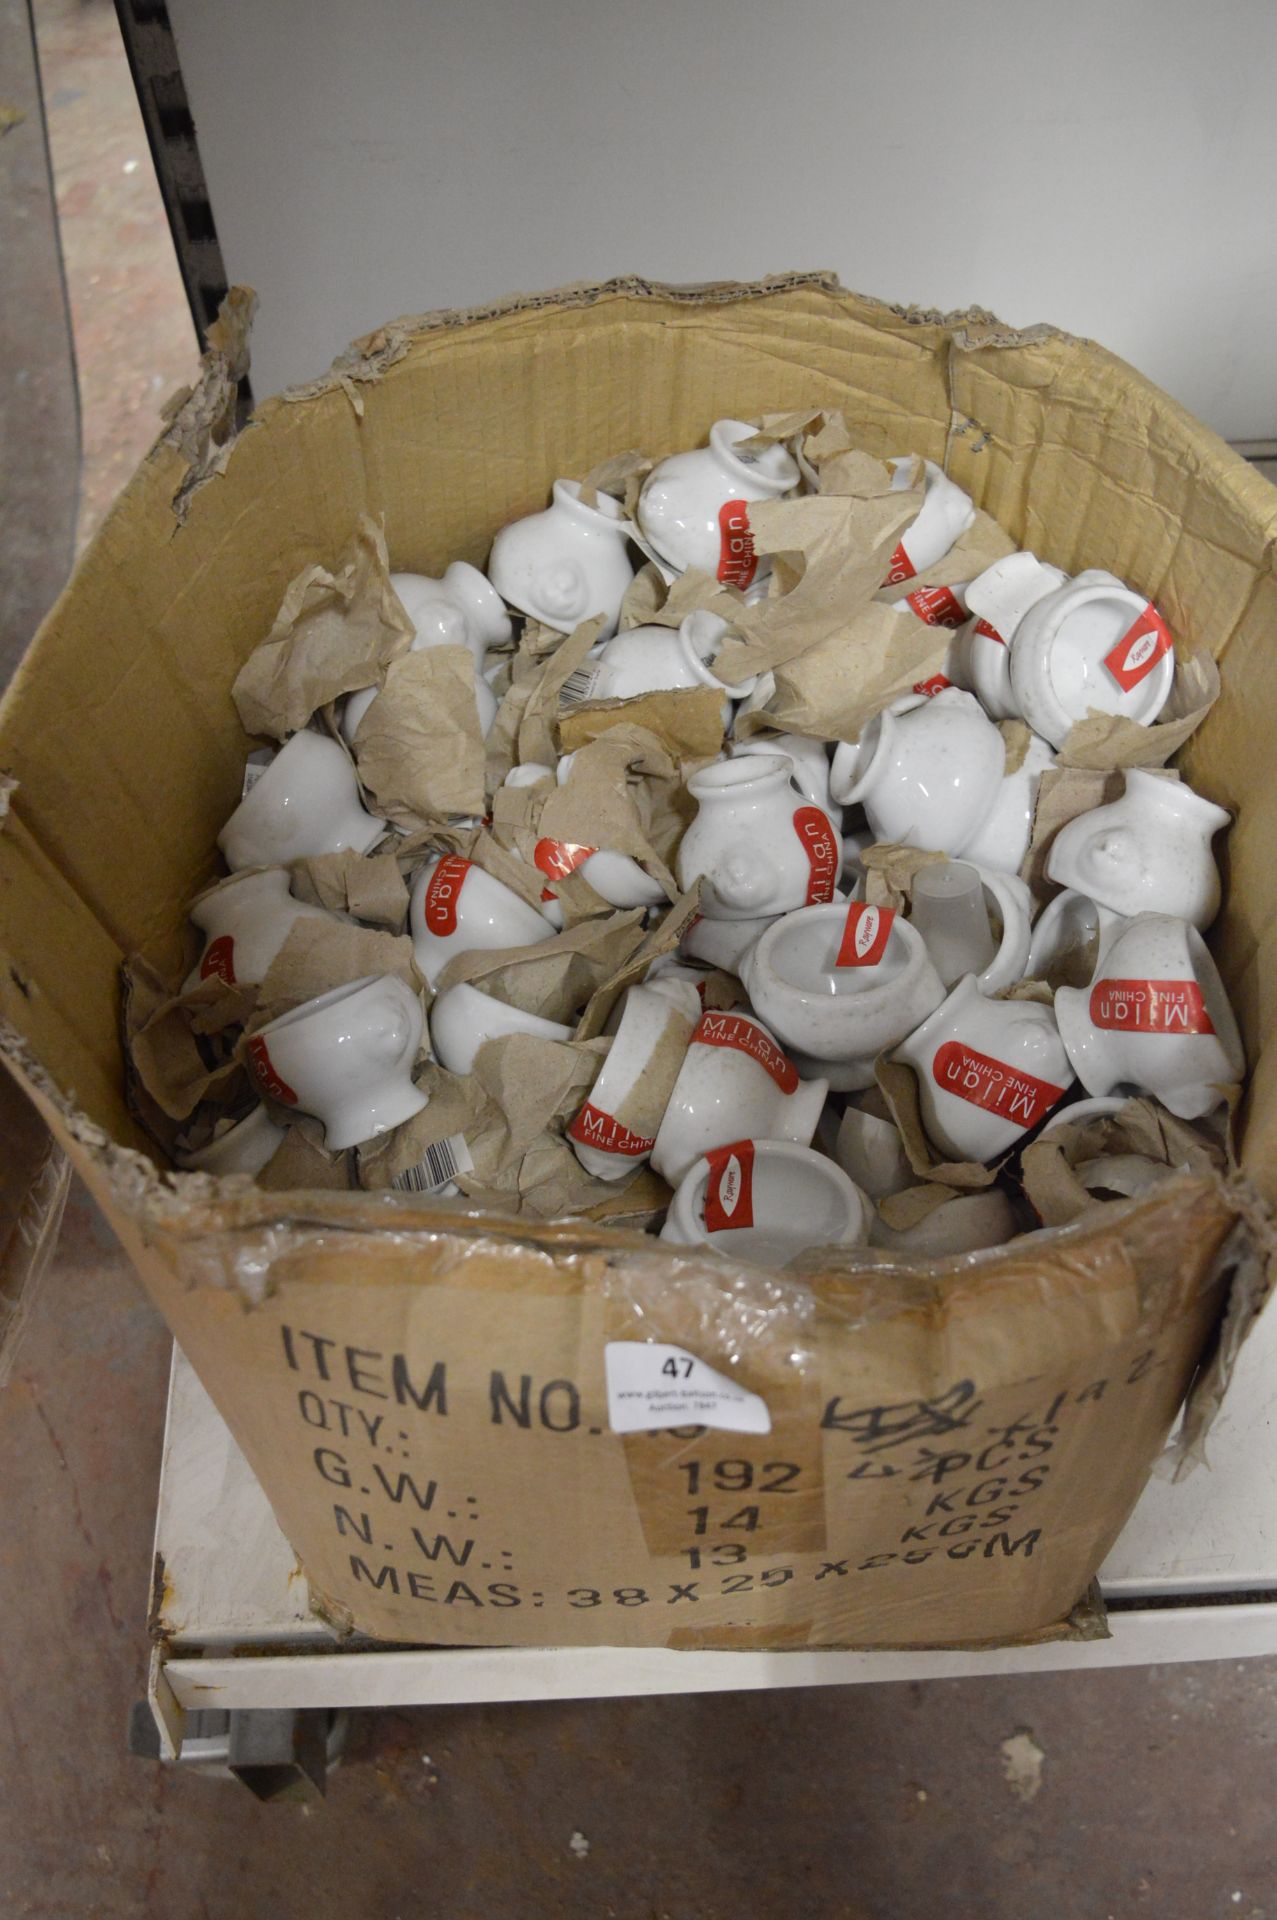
[568,1101,655,1157]
[247,1034,298,1106]
[199,934,236,985]
[704,1139,756,1233]
[1103,604,1174,692]
[836,901,895,968]
[912,672,951,697]
[718,500,757,589]
[882,541,916,587]
[1088,977,1215,1036]
[693,1011,799,1094]
[534,837,597,884]
[931,1040,1065,1129]
[423,854,471,936]
[792,806,839,904]
[973,616,1006,645]
[905,584,966,629]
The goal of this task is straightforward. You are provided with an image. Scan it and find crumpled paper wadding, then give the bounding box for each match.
[350,644,487,826]
[434,908,647,1025]
[232,516,415,740]
[1020,1097,1225,1228]
[289,848,409,932]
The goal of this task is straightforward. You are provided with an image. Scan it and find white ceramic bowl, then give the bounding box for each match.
[184,867,339,990]
[739,903,946,1085]
[1054,912,1244,1120]
[429,981,573,1078]
[828,689,1006,857]
[833,1103,914,1200]
[218,731,386,871]
[677,754,841,919]
[409,853,556,988]
[650,1008,828,1187]
[637,419,800,581]
[882,458,976,583]
[174,1102,286,1176]
[1008,571,1175,748]
[487,479,636,638]
[870,1187,1021,1256]
[567,980,700,1179]
[1046,768,1229,930]
[659,1140,870,1267]
[892,974,1075,1162]
[248,973,427,1151]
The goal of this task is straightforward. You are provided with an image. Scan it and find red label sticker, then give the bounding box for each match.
[704,1139,756,1232]
[693,1012,799,1094]
[533,838,597,884]
[1103,604,1174,692]
[247,1034,298,1106]
[912,672,951,697]
[793,806,839,905]
[836,901,895,968]
[718,500,757,589]
[568,1101,655,1157]
[199,934,236,985]
[1088,977,1215,1036]
[423,854,471,936]
[904,584,966,629]
[931,1040,1065,1129]
[973,616,1006,646]
[882,541,917,587]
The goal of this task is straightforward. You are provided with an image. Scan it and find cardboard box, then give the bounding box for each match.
[1,273,1273,1651]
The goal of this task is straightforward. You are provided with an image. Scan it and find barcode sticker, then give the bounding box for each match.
[559,666,602,708]
[242,750,273,796]
[604,1342,771,1435]
[392,1133,474,1194]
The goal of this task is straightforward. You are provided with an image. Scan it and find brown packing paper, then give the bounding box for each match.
[861,842,948,913]
[122,957,256,1125]
[576,884,704,1038]
[739,602,950,745]
[1021,1097,1227,1229]
[877,1181,980,1233]
[256,1115,355,1192]
[872,508,1018,603]
[288,849,409,932]
[247,917,422,1030]
[350,645,487,827]
[617,564,747,636]
[1057,648,1221,771]
[232,517,416,740]
[874,1055,999,1191]
[577,448,653,520]
[559,685,727,766]
[435,909,646,1025]
[516,617,606,771]
[496,725,681,898]
[710,470,925,686]
[358,1062,501,1192]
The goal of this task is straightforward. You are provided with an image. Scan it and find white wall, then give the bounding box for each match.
[169,0,1277,438]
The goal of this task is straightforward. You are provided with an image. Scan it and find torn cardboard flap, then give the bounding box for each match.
[289,849,409,931]
[1057,647,1222,771]
[874,1054,999,1191]
[161,284,257,518]
[232,517,416,740]
[741,602,947,747]
[435,909,646,1024]
[350,645,487,827]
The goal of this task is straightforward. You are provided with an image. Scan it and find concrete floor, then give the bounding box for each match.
[3,5,1277,1915]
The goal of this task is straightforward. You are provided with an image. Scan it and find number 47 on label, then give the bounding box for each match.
[604,1342,772,1434]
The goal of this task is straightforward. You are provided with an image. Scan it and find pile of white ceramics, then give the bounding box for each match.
[161,417,1244,1272]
